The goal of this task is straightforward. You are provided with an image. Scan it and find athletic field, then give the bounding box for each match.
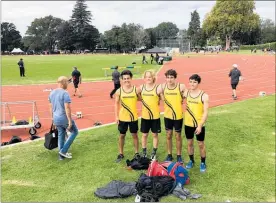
[1,52,275,202]
[2,54,161,85]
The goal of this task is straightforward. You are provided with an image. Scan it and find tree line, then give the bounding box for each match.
[1,0,275,53]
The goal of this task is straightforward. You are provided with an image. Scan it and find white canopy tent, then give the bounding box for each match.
[11,48,24,53]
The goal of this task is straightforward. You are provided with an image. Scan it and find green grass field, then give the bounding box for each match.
[1,95,275,202]
[2,54,161,85]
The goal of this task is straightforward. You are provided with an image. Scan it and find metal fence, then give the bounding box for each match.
[156,38,191,53]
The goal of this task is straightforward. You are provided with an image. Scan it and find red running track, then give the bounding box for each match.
[1,54,275,143]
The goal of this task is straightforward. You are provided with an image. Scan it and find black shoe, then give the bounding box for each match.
[110,95,113,99]
[165,154,173,161]
[142,152,147,158]
[115,154,124,163]
[233,96,237,100]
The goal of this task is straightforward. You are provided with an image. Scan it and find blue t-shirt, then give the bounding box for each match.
[49,89,71,126]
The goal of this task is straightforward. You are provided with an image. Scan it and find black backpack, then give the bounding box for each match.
[15,120,29,125]
[126,156,151,170]
[44,124,58,150]
[136,174,176,202]
[8,136,22,144]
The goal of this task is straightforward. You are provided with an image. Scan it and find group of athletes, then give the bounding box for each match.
[114,69,209,172]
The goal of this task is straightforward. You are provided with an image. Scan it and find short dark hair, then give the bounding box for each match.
[121,69,133,78]
[189,74,201,84]
[165,69,177,78]
[115,66,118,69]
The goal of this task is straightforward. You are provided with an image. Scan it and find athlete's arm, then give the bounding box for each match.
[114,89,120,124]
[195,93,209,135]
[136,85,143,101]
[180,84,186,102]
[159,83,165,101]
[156,84,163,105]
[183,89,188,99]
[228,70,232,77]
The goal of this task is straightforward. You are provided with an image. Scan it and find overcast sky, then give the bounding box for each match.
[2,1,275,36]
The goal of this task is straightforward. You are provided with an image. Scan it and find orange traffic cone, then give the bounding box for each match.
[12,116,17,124]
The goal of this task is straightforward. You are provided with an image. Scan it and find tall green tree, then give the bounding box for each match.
[56,21,76,52]
[187,10,201,47]
[155,22,179,39]
[24,15,64,51]
[70,0,99,50]
[202,0,260,49]
[145,28,157,48]
[1,22,22,52]
[260,18,276,44]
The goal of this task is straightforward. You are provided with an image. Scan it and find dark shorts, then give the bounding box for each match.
[231,83,238,90]
[164,117,183,133]
[185,125,205,141]
[118,120,138,134]
[140,118,161,134]
[73,80,79,88]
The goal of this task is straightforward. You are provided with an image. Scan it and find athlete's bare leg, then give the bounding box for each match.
[166,130,173,154]
[132,133,139,153]
[119,134,126,154]
[175,132,182,155]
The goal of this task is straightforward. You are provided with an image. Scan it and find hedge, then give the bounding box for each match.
[240,42,276,50]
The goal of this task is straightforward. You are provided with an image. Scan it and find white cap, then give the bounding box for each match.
[233,64,238,68]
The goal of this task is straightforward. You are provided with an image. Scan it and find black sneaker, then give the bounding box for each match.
[115,154,124,163]
[165,154,173,161]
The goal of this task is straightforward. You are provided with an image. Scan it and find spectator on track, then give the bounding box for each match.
[70,67,82,98]
[110,66,121,98]
[49,76,79,160]
[229,64,243,100]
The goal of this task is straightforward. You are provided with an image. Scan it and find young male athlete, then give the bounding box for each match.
[184,74,209,172]
[114,70,139,163]
[137,70,162,159]
[160,69,186,163]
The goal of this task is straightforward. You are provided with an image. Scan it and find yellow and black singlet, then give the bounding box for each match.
[163,83,183,120]
[119,86,138,122]
[141,84,160,120]
[184,90,205,127]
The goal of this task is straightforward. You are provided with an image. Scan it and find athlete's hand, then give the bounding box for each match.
[195,126,202,135]
[115,117,119,124]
